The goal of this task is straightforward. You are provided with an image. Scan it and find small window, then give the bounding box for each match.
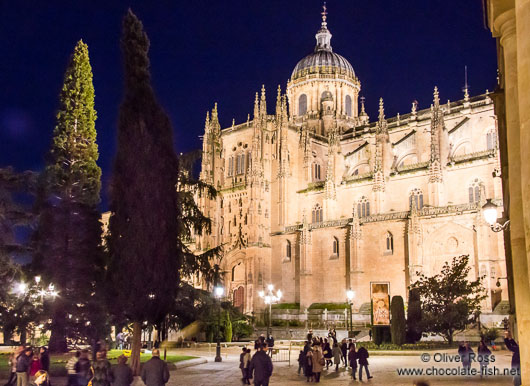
[345,95,352,117]
[409,189,424,210]
[313,163,322,181]
[490,266,496,279]
[469,179,482,203]
[357,197,370,217]
[299,94,307,115]
[386,232,394,254]
[312,204,323,223]
[286,240,292,260]
[332,237,339,256]
[487,130,497,150]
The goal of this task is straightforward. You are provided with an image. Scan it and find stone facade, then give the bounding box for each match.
[196,7,507,316]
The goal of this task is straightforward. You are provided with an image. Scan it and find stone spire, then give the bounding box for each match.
[275,85,282,119]
[253,92,259,120]
[429,87,442,165]
[259,84,267,117]
[463,65,470,103]
[315,2,332,52]
[210,102,220,133]
[428,86,448,203]
[358,96,369,125]
[376,97,388,135]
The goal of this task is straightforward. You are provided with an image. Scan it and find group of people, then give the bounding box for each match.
[239,340,274,386]
[298,330,372,382]
[5,346,50,386]
[115,333,132,351]
[5,346,171,386]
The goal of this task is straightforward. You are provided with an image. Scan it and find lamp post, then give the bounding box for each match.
[346,289,355,338]
[214,285,224,362]
[482,199,510,232]
[259,284,282,337]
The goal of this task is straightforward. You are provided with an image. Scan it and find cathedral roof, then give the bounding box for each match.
[291,5,355,82]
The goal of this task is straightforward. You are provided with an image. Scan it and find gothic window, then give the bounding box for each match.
[258,203,262,215]
[235,153,245,175]
[265,209,269,218]
[229,201,231,213]
[312,204,323,223]
[271,134,275,144]
[247,152,251,172]
[332,237,339,256]
[284,240,291,259]
[409,188,424,210]
[233,286,244,312]
[299,94,307,115]
[228,157,234,176]
[220,217,224,235]
[487,129,497,150]
[345,95,352,117]
[386,232,394,254]
[468,179,482,203]
[313,163,322,181]
[491,266,496,279]
[357,196,370,217]
[239,198,243,207]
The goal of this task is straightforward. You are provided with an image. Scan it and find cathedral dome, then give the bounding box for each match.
[291,51,355,81]
[291,5,355,82]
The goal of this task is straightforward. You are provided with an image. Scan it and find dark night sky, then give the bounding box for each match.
[0,1,497,210]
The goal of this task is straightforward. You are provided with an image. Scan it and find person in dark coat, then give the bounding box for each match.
[240,347,250,384]
[38,349,49,373]
[459,342,474,373]
[75,351,91,386]
[140,349,170,386]
[248,346,273,386]
[347,344,358,380]
[297,350,305,375]
[340,339,348,367]
[110,355,133,386]
[477,340,492,377]
[504,331,521,386]
[91,351,113,386]
[16,348,32,386]
[265,335,274,357]
[322,339,332,369]
[306,330,313,343]
[357,346,372,381]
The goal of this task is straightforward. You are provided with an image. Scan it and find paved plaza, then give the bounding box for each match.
[166,347,516,386]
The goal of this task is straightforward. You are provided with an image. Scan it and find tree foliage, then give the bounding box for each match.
[390,295,406,346]
[410,255,487,343]
[32,40,104,352]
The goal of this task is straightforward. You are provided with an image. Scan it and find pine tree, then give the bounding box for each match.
[33,40,104,352]
[390,295,406,346]
[107,10,180,375]
[406,288,422,343]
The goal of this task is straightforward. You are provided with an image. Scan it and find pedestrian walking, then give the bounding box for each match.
[75,350,92,386]
[340,339,348,367]
[478,340,492,377]
[248,344,273,386]
[348,344,358,380]
[504,331,521,386]
[29,352,41,382]
[16,349,32,386]
[322,339,332,369]
[111,355,133,386]
[240,347,250,385]
[311,344,323,383]
[297,350,305,375]
[242,349,251,385]
[66,351,80,386]
[332,342,341,371]
[459,342,474,373]
[91,351,113,386]
[304,344,313,382]
[141,349,170,386]
[306,330,313,343]
[357,346,372,381]
[5,350,18,386]
[266,335,274,357]
[39,349,49,373]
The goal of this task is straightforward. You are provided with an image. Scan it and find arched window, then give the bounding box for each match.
[487,129,497,150]
[357,197,370,217]
[312,204,323,223]
[468,179,482,203]
[332,237,339,256]
[298,94,307,115]
[345,95,352,117]
[386,232,394,254]
[313,163,322,181]
[228,157,234,176]
[409,188,424,210]
[286,240,292,260]
[490,266,496,279]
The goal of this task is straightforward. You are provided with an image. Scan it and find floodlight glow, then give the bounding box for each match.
[277,290,282,299]
[258,291,265,297]
[214,286,224,298]
[346,289,355,301]
[267,284,274,291]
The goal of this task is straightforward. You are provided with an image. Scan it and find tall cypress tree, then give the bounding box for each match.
[107,10,180,374]
[33,40,104,352]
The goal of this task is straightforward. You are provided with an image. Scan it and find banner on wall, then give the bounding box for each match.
[371,282,390,326]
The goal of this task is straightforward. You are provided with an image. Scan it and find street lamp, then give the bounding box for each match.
[214,285,224,362]
[482,199,510,232]
[346,289,355,338]
[259,284,282,336]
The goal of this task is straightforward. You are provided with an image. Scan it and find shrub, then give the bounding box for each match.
[271,303,300,310]
[481,327,500,343]
[406,288,422,343]
[224,310,232,343]
[308,303,349,310]
[391,296,406,346]
[372,326,391,345]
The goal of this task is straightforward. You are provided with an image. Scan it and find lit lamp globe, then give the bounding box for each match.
[346,289,355,302]
[277,290,282,299]
[482,199,498,226]
[214,286,224,298]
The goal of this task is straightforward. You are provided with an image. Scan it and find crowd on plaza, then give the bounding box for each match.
[4,346,170,386]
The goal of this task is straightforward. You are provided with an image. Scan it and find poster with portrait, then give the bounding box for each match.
[371,282,390,326]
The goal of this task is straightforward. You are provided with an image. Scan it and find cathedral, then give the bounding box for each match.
[196,6,507,319]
